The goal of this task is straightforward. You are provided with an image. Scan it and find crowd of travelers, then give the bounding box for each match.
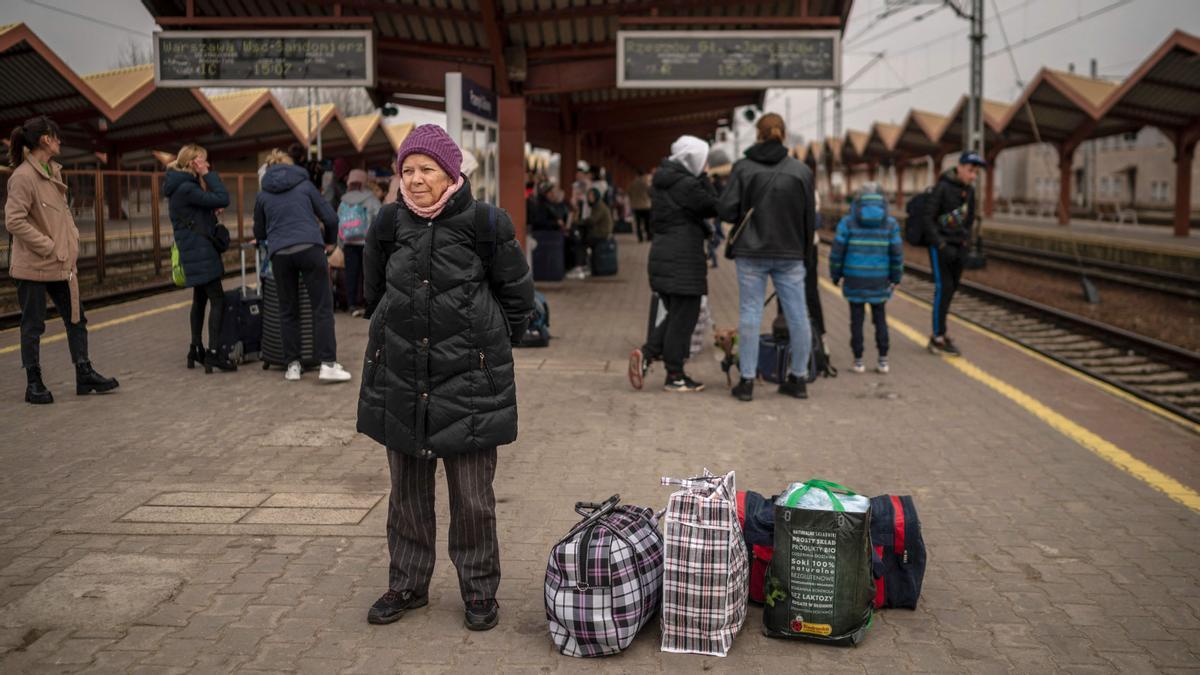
[5,111,983,633]
[624,113,984,397]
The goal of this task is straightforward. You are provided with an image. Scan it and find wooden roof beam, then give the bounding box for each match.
[306,0,478,22]
[378,38,489,62]
[618,16,842,27]
[477,0,511,96]
[505,0,791,23]
[524,58,615,95]
[155,16,372,27]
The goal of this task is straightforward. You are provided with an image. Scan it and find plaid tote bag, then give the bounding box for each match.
[660,470,750,656]
[545,495,665,657]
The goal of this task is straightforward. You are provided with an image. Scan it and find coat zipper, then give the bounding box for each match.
[480,351,497,394]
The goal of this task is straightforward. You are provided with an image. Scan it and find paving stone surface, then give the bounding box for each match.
[0,233,1197,672]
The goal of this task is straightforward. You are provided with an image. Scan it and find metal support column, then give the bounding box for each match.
[967,0,985,156]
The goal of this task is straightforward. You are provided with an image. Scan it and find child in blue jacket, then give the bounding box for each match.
[829,184,903,373]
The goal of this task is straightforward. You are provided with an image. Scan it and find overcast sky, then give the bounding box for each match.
[7,0,1200,144]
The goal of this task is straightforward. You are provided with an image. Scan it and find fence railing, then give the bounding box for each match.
[1,170,260,282]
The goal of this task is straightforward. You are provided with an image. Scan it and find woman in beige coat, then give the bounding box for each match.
[5,116,118,404]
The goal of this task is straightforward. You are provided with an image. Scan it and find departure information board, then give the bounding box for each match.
[155,31,373,87]
[618,31,839,89]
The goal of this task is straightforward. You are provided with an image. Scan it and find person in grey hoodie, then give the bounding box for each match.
[252,149,351,383]
[337,168,381,317]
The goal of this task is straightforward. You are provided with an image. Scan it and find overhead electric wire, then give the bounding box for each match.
[20,0,153,38]
[832,0,1136,120]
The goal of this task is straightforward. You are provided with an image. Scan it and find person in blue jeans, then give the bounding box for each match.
[718,113,817,401]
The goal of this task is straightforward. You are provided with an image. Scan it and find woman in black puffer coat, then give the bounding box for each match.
[163,143,234,373]
[357,125,534,632]
[627,135,717,394]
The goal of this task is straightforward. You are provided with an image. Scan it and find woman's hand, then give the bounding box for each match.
[191,157,210,177]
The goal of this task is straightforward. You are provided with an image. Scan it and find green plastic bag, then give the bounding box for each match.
[170,242,186,287]
[763,479,874,646]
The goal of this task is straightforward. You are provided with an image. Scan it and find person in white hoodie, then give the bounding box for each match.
[627,135,718,393]
[337,168,382,317]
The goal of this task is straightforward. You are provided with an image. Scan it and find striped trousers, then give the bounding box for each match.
[385,448,500,602]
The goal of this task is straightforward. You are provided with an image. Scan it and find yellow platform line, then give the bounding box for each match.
[891,283,1200,436]
[0,300,190,356]
[818,278,1200,513]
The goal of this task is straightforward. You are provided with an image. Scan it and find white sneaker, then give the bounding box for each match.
[876,359,890,375]
[284,361,302,381]
[319,362,352,383]
[852,359,866,374]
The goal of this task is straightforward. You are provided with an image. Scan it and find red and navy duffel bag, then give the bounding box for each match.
[869,495,926,609]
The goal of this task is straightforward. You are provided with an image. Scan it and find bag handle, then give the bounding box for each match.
[784,479,858,512]
[661,475,722,491]
[566,494,620,537]
[574,494,620,519]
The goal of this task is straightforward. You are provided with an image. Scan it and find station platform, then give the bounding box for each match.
[982,215,1200,278]
[0,234,1197,672]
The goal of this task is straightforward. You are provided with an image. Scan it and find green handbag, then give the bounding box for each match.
[170,242,186,287]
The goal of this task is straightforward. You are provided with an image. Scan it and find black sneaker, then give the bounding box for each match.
[367,589,428,625]
[664,374,704,393]
[465,599,499,631]
[731,378,754,402]
[779,375,808,399]
[927,336,946,354]
[941,336,962,357]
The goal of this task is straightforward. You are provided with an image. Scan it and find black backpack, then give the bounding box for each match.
[904,188,934,246]
[869,495,926,610]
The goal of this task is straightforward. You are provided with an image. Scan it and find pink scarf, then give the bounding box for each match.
[401,175,465,220]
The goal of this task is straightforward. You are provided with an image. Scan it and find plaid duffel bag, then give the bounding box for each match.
[545,494,665,657]
[660,470,749,657]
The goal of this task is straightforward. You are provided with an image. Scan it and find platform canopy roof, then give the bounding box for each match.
[82,64,228,157]
[1097,30,1200,143]
[861,122,901,163]
[839,129,869,165]
[0,23,116,163]
[140,0,855,171]
[891,109,947,159]
[939,95,1010,152]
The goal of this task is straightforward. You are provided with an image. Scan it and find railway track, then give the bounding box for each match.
[898,261,1200,427]
[979,240,1199,300]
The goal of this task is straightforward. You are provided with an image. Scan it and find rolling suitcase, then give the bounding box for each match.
[217,243,262,363]
[258,245,319,370]
[591,238,618,276]
[531,230,566,281]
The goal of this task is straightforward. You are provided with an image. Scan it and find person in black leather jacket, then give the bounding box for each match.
[717,114,818,402]
[921,150,986,357]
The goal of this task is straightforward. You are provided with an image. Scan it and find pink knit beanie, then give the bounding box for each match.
[396,124,463,178]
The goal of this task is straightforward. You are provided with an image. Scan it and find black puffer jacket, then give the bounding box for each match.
[357,179,535,459]
[922,168,976,248]
[717,140,815,261]
[647,159,718,296]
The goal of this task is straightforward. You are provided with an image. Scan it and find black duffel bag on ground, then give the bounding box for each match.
[763,480,874,646]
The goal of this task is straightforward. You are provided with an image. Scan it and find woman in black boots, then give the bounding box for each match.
[164,143,236,373]
[4,115,119,403]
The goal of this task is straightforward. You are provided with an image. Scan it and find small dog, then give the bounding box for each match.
[713,327,739,386]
